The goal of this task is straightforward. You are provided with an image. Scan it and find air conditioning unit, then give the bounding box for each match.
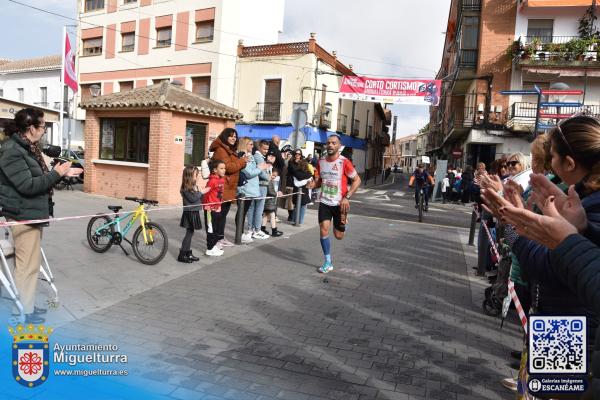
[495,105,503,113]
[477,103,485,112]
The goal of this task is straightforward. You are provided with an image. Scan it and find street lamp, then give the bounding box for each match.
[90,84,101,98]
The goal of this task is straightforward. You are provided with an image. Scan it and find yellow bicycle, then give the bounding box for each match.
[86,197,168,265]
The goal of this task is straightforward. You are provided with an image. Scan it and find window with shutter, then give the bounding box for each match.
[119,81,134,92]
[85,0,104,12]
[192,77,211,99]
[527,19,553,43]
[122,33,135,52]
[83,37,103,56]
[196,20,214,43]
[262,79,281,121]
[156,27,172,47]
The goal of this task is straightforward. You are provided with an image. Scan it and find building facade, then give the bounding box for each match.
[396,135,417,173]
[427,0,599,169]
[82,81,240,204]
[76,0,284,115]
[0,56,81,147]
[234,34,390,178]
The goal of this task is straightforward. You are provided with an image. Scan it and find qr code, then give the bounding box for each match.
[529,316,586,374]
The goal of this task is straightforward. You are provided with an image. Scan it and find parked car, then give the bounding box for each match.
[58,149,85,185]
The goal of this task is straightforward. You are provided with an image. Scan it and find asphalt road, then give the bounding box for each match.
[311,173,474,229]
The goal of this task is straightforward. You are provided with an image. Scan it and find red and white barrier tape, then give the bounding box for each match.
[0,191,304,228]
[474,205,528,333]
[507,279,528,334]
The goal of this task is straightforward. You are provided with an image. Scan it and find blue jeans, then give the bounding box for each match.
[247,187,267,231]
[298,204,307,224]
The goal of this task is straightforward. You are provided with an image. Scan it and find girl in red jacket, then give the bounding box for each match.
[203,159,226,256]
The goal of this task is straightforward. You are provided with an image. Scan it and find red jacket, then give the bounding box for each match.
[203,174,224,211]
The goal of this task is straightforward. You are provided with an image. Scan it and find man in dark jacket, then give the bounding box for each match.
[269,135,285,174]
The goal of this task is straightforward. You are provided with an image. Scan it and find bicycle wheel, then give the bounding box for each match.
[418,191,424,223]
[86,215,114,253]
[132,222,168,265]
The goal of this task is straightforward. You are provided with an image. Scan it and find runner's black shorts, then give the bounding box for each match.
[318,203,346,232]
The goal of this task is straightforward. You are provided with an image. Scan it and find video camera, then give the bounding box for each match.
[42,144,68,166]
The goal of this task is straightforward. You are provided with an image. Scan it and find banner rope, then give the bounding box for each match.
[474,205,528,333]
[0,191,310,228]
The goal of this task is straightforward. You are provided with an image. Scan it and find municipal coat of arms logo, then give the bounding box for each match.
[9,324,53,388]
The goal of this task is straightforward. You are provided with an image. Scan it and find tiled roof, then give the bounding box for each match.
[0,55,61,73]
[81,81,243,120]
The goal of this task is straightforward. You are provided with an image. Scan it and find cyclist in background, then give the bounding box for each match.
[409,164,434,212]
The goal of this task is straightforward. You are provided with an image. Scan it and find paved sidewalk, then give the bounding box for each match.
[0,194,522,399]
[0,190,316,327]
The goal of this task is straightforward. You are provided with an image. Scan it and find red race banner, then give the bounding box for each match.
[340,76,441,106]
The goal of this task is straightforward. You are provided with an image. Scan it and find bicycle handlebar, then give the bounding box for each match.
[124,197,159,206]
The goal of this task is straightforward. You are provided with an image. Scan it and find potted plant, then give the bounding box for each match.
[567,38,587,61]
[546,42,560,61]
[521,43,535,60]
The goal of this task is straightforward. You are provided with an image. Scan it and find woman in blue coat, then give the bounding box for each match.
[236,137,268,243]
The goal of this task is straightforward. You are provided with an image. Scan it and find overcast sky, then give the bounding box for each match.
[3,0,451,138]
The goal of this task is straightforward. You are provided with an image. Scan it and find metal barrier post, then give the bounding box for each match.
[294,190,302,226]
[235,197,245,245]
[468,209,477,246]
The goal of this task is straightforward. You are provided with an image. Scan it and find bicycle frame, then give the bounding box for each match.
[95,204,154,244]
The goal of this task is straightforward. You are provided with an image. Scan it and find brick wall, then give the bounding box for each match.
[85,108,237,205]
[83,109,99,194]
[147,110,173,204]
[479,0,518,118]
[95,164,148,199]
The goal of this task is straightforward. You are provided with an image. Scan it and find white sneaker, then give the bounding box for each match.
[205,247,224,256]
[500,377,517,392]
[252,230,269,240]
[241,232,254,243]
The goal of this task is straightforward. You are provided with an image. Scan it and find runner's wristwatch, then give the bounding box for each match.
[345,193,351,199]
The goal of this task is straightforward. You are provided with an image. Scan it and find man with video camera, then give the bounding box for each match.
[0,108,81,323]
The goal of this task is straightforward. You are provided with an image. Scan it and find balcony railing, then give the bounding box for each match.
[460,0,481,11]
[507,102,600,130]
[515,36,600,63]
[447,106,477,132]
[337,114,348,133]
[256,102,282,122]
[459,49,478,68]
[351,119,360,136]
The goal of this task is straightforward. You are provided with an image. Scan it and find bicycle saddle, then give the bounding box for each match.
[107,205,123,213]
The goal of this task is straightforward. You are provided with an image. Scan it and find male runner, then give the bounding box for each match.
[312,134,361,273]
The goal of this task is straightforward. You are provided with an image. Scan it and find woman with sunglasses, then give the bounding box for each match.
[0,108,82,324]
[483,115,600,395]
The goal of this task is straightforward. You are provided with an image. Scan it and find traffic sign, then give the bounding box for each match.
[289,102,308,149]
[540,102,582,108]
[290,103,308,130]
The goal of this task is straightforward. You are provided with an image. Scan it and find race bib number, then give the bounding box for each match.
[322,181,338,196]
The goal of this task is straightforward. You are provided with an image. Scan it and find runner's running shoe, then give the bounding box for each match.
[318,261,334,274]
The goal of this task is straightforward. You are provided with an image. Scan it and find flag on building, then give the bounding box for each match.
[63,33,78,92]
